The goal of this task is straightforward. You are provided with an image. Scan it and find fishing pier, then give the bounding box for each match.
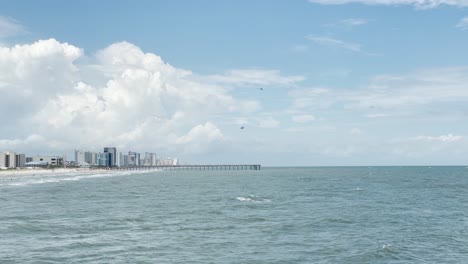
[108,164,261,171]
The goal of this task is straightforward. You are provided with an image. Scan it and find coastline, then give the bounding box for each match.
[0,168,112,177]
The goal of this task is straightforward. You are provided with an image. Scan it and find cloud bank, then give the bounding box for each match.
[0,39,301,159]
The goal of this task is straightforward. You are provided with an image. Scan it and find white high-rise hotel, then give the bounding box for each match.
[0,151,26,168]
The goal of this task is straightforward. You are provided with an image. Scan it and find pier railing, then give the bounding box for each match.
[107,164,261,171]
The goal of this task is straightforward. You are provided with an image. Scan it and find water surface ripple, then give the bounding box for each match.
[1,167,467,263]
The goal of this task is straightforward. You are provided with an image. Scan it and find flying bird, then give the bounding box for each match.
[240,126,245,129]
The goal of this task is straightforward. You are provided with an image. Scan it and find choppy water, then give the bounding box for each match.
[1,167,468,263]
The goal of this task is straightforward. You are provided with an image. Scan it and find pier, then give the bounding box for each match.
[108,164,261,171]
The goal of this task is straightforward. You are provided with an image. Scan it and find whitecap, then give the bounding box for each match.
[382,243,392,250]
[3,169,160,187]
[236,197,254,202]
[236,195,271,203]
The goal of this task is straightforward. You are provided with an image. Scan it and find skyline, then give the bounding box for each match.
[1,1,468,165]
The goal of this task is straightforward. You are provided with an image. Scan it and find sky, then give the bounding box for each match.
[1,0,468,166]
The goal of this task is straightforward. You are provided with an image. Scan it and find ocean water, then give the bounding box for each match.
[1,167,468,263]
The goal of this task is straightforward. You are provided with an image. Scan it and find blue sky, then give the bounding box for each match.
[1,0,468,165]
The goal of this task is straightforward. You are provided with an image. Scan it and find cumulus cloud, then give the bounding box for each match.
[309,0,468,9]
[0,39,302,158]
[175,122,225,154]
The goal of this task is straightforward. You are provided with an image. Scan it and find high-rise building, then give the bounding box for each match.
[119,152,124,167]
[128,151,140,166]
[143,152,157,166]
[15,154,25,168]
[75,150,98,166]
[0,152,17,168]
[116,152,121,167]
[123,154,129,167]
[91,152,97,165]
[74,150,86,165]
[104,147,117,167]
[97,152,108,167]
[84,151,95,165]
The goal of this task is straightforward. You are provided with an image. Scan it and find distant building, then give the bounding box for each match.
[25,161,48,167]
[0,151,17,169]
[74,150,86,165]
[116,152,121,167]
[75,150,98,166]
[128,151,140,166]
[143,152,157,166]
[156,157,178,166]
[122,153,129,167]
[85,151,97,165]
[31,156,63,166]
[118,152,124,167]
[15,154,25,168]
[96,152,108,167]
[104,147,117,167]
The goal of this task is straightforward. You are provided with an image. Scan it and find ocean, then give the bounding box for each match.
[1,167,467,263]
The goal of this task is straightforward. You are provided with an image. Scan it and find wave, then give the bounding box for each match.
[236,195,271,203]
[1,169,160,187]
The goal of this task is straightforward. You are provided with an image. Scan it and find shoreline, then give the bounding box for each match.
[0,168,113,177]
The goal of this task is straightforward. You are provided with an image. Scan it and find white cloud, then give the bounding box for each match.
[323,145,358,157]
[0,16,26,38]
[204,69,304,87]
[411,134,462,142]
[309,0,468,9]
[353,67,468,111]
[390,134,466,160]
[292,114,316,123]
[456,17,468,30]
[350,128,363,135]
[258,116,280,128]
[339,18,369,27]
[288,88,330,110]
[0,39,302,157]
[175,122,225,154]
[289,67,468,119]
[307,35,362,52]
